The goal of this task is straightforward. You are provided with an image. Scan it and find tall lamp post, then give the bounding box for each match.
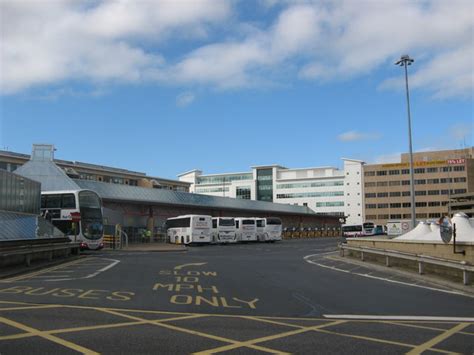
[395,55,416,229]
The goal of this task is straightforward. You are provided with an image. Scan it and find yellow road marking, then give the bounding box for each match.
[407,323,470,355]
[0,320,147,341]
[1,257,87,282]
[0,299,470,354]
[0,304,59,312]
[0,316,99,354]
[0,314,202,341]
[174,262,207,270]
[193,320,346,354]
[383,321,474,337]
[100,308,287,354]
[239,316,305,329]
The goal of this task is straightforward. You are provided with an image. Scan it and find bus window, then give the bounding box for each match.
[61,194,76,208]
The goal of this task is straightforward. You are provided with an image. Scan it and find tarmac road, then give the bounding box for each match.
[0,238,472,354]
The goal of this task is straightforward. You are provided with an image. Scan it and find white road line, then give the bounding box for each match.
[303,254,474,299]
[323,314,474,322]
[46,258,120,282]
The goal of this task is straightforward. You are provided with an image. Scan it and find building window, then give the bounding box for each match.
[389,191,401,197]
[276,191,344,199]
[453,177,466,183]
[377,192,389,198]
[428,190,440,195]
[415,202,427,207]
[377,203,389,209]
[401,169,410,174]
[442,167,452,172]
[429,213,441,218]
[389,181,401,186]
[376,171,387,176]
[366,204,377,209]
[427,167,438,173]
[365,182,376,187]
[378,214,389,219]
[364,171,376,176]
[276,181,343,189]
[315,201,344,207]
[415,191,427,196]
[390,214,402,219]
[454,189,467,194]
[416,213,427,218]
[402,180,410,185]
[389,170,400,175]
[256,168,273,202]
[403,214,411,219]
[365,193,376,198]
[414,168,425,174]
[428,201,441,207]
[427,179,439,184]
[377,181,388,187]
[415,179,426,185]
[236,186,251,200]
[453,166,465,172]
[390,203,401,208]
[402,202,411,208]
[402,191,410,196]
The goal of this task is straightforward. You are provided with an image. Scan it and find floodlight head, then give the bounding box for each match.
[395,55,414,66]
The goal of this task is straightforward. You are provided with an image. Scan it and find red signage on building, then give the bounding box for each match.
[447,159,465,164]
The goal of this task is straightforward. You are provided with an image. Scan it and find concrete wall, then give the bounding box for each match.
[346,238,474,263]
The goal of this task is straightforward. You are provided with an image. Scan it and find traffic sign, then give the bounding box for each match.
[70,212,81,223]
[439,216,452,244]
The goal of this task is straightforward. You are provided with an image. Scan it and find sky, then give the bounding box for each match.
[1,0,472,180]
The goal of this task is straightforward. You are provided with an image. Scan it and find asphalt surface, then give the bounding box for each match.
[0,238,473,354]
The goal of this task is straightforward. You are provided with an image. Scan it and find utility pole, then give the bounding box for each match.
[395,55,416,228]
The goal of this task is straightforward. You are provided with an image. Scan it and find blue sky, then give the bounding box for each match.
[1,0,472,179]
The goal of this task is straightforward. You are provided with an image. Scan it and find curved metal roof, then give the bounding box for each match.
[75,180,315,216]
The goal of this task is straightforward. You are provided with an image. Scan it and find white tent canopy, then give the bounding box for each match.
[395,213,474,243]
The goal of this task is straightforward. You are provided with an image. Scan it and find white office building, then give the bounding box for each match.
[178,159,365,224]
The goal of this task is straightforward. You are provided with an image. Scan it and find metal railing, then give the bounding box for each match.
[340,243,473,285]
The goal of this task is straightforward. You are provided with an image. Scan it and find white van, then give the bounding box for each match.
[212,217,237,244]
[166,215,212,245]
[235,217,257,242]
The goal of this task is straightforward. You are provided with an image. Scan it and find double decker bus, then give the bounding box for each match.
[166,215,212,245]
[40,190,104,250]
[211,217,237,244]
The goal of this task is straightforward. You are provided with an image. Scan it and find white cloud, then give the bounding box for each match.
[0,0,231,94]
[1,0,472,98]
[374,152,402,164]
[176,92,195,107]
[337,131,381,142]
[449,122,473,142]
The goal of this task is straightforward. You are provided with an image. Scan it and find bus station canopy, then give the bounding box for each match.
[75,179,316,216]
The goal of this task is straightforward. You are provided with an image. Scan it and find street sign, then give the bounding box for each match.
[70,212,81,223]
[439,216,452,244]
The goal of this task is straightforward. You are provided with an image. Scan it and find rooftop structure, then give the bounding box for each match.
[363,147,474,225]
[179,159,365,225]
[0,145,190,192]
